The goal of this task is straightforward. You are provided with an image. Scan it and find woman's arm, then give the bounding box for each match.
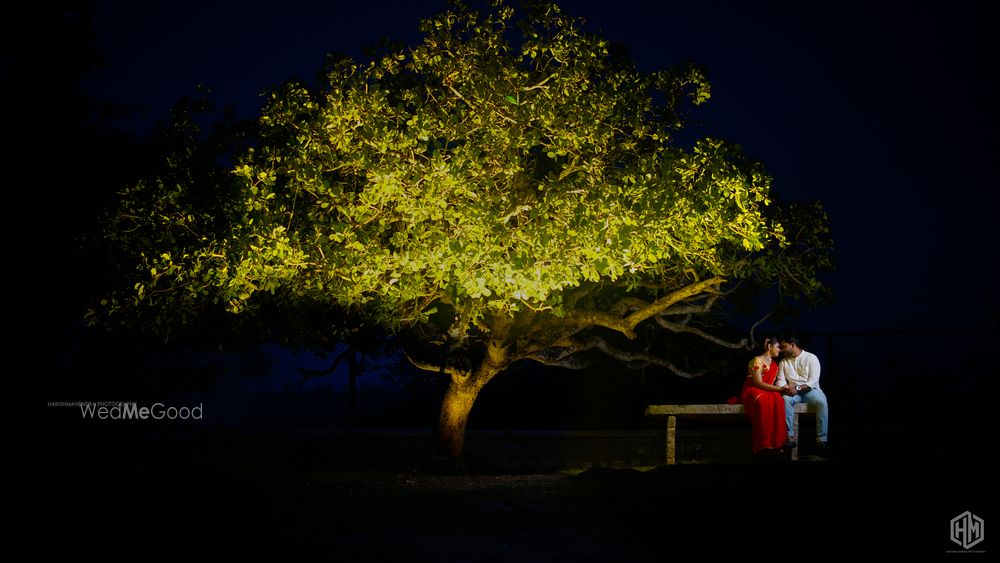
[749,360,783,392]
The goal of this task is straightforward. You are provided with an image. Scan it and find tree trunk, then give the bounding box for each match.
[438,375,484,467]
[437,342,507,468]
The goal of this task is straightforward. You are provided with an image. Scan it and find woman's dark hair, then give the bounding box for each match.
[761,336,780,350]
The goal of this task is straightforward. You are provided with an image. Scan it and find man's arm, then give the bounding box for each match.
[804,352,821,389]
[775,362,787,388]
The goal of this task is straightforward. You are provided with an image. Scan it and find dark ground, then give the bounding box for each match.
[36,424,994,561]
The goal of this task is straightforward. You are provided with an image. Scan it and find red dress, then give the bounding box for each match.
[740,358,787,453]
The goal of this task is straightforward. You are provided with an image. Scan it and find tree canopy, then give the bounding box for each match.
[90,1,833,463]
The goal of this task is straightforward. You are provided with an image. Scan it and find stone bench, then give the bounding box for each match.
[645,403,820,464]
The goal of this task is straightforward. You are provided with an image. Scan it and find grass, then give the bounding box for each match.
[37,425,995,560]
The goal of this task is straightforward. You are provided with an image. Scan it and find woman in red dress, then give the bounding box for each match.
[740,337,787,454]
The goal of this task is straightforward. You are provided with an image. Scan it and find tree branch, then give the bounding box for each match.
[295,348,350,385]
[653,316,748,349]
[563,283,597,309]
[624,276,725,329]
[748,312,772,348]
[522,349,592,370]
[659,295,718,316]
[517,335,709,378]
[523,277,727,348]
[608,297,650,318]
[401,348,471,379]
[521,74,554,91]
[577,335,708,378]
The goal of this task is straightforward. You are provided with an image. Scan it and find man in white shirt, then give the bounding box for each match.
[775,335,830,453]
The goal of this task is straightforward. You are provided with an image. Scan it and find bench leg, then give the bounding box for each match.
[791,412,800,461]
[667,416,676,465]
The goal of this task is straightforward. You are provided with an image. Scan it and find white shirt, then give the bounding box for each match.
[776,350,821,390]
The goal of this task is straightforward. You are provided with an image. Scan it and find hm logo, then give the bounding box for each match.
[950,511,985,550]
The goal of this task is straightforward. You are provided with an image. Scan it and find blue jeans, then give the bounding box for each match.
[783,388,829,443]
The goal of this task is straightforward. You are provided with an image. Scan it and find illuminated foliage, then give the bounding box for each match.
[92,1,832,462]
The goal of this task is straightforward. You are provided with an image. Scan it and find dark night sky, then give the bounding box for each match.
[75,0,998,334]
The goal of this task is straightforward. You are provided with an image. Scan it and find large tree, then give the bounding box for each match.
[91,1,832,463]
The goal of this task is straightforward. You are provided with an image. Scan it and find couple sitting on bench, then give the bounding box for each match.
[736,335,830,457]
